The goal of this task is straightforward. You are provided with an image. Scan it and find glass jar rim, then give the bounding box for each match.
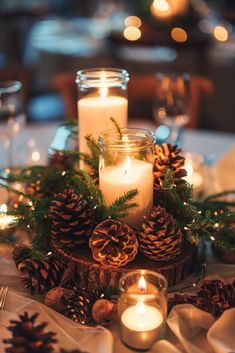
[119,269,168,293]
[99,128,155,152]
[0,81,22,94]
[76,68,129,88]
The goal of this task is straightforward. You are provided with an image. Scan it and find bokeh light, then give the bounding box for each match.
[153,0,169,12]
[213,25,228,42]
[124,16,142,28]
[171,27,188,43]
[124,26,141,41]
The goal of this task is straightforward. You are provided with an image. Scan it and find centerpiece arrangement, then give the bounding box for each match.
[0,68,235,328]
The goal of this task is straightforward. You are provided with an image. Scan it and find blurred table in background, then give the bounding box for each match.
[1,121,234,170]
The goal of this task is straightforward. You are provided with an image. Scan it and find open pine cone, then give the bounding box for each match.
[138,205,183,261]
[89,219,138,267]
[64,287,100,325]
[50,189,95,254]
[154,143,187,195]
[3,312,57,353]
[13,246,66,295]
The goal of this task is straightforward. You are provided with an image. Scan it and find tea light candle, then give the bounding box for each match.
[99,157,153,227]
[118,272,167,350]
[0,204,17,231]
[121,301,163,332]
[78,86,127,155]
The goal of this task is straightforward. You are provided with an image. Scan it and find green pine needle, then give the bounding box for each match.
[110,117,123,139]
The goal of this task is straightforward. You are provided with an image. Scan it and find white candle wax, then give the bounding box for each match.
[78,96,127,154]
[99,158,153,227]
[121,302,163,332]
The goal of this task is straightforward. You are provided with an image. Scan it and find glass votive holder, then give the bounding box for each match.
[183,152,205,199]
[118,270,167,351]
[99,128,154,227]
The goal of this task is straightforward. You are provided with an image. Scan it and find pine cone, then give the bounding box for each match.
[197,280,235,316]
[12,244,31,266]
[50,189,95,254]
[3,312,57,353]
[89,219,138,268]
[16,251,66,295]
[138,205,183,261]
[154,143,186,195]
[64,287,100,325]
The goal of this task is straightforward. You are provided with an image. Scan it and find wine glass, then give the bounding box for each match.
[0,81,25,168]
[153,72,190,146]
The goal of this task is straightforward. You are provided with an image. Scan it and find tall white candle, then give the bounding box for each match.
[78,95,127,154]
[121,301,163,332]
[99,157,153,227]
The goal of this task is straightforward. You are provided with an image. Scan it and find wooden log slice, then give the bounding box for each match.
[56,241,197,289]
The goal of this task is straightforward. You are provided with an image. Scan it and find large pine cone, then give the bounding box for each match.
[154,143,187,194]
[89,219,138,267]
[50,189,95,253]
[64,287,100,325]
[14,248,66,295]
[138,205,183,261]
[3,312,57,353]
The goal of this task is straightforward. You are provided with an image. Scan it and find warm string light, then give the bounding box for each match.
[168,263,207,294]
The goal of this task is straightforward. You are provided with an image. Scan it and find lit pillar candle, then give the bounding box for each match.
[77,69,129,155]
[99,157,153,227]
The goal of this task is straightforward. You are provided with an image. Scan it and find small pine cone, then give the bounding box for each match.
[12,244,31,266]
[17,253,66,295]
[3,312,57,353]
[50,189,95,253]
[64,287,100,325]
[154,143,187,194]
[138,206,183,261]
[89,219,138,268]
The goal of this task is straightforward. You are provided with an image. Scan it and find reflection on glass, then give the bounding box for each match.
[153,72,190,146]
[0,81,25,168]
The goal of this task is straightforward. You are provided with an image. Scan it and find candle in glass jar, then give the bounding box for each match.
[99,157,153,227]
[78,91,127,154]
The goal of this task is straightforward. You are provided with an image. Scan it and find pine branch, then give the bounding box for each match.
[204,190,235,203]
[110,117,122,139]
[84,134,100,170]
[105,189,138,219]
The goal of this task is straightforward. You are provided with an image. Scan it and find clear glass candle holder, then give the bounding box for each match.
[76,68,129,155]
[99,128,154,227]
[183,152,205,199]
[118,270,167,351]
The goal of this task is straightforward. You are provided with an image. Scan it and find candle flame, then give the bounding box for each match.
[138,276,147,292]
[0,204,7,213]
[124,156,131,175]
[99,73,108,98]
[136,301,145,316]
